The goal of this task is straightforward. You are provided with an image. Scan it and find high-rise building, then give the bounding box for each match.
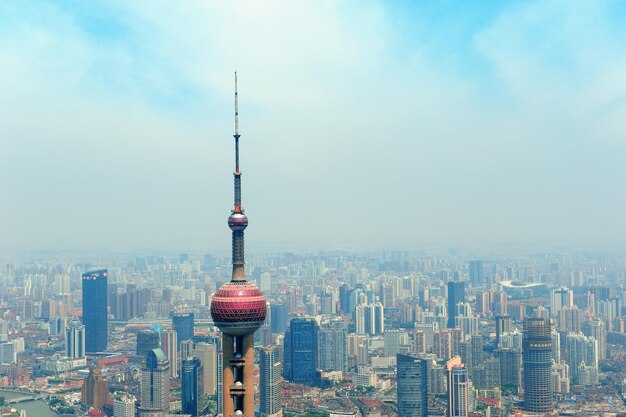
[447,356,469,417]
[192,342,217,396]
[558,306,583,333]
[260,345,283,417]
[497,347,521,390]
[397,353,428,417]
[455,303,478,337]
[564,333,598,383]
[137,330,160,357]
[65,317,85,359]
[81,367,109,410]
[285,316,318,382]
[161,329,178,378]
[447,281,465,329]
[139,348,170,417]
[551,287,574,316]
[82,269,108,352]
[172,312,194,348]
[318,319,347,372]
[216,350,223,416]
[495,315,512,346]
[583,318,607,360]
[209,73,268,417]
[180,339,194,371]
[270,303,288,334]
[113,393,136,417]
[355,302,384,335]
[522,318,553,414]
[469,260,484,286]
[182,356,203,417]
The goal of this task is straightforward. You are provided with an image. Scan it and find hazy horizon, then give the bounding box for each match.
[2,1,625,250]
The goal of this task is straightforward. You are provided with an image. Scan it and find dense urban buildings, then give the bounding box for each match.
[82,269,108,352]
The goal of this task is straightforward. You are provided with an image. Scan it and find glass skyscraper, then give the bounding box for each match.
[397,353,428,417]
[285,317,318,383]
[447,281,466,329]
[82,269,108,353]
[172,312,195,348]
[182,356,203,417]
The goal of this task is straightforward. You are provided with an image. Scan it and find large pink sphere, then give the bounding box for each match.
[211,281,267,335]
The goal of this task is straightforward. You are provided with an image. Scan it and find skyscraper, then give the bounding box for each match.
[318,319,347,372]
[495,315,512,346]
[285,316,318,382]
[81,367,109,411]
[447,356,469,417]
[522,318,553,414]
[260,345,283,417]
[161,329,178,378]
[397,353,428,417]
[469,260,484,286]
[82,269,108,352]
[113,393,136,417]
[182,356,203,417]
[65,317,85,359]
[137,329,160,357]
[192,342,217,396]
[139,348,170,417]
[447,281,465,329]
[172,312,194,348]
[209,73,267,417]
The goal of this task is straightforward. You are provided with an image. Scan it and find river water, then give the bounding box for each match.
[0,390,59,417]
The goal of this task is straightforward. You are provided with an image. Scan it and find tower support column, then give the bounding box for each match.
[222,334,235,417]
[243,333,255,416]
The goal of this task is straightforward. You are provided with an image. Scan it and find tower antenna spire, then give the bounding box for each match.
[234,70,239,138]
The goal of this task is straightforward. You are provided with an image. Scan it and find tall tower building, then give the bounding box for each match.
[447,356,469,417]
[284,316,318,382]
[522,318,553,414]
[447,281,465,329]
[161,329,178,378]
[66,317,85,359]
[193,342,217,396]
[139,348,170,417]
[318,319,347,372]
[172,312,195,348]
[397,353,428,417]
[260,345,283,417]
[113,393,137,417]
[551,287,574,316]
[81,367,109,410]
[210,73,267,417]
[469,260,484,286]
[82,269,108,352]
[137,329,160,357]
[182,356,203,417]
[495,315,512,346]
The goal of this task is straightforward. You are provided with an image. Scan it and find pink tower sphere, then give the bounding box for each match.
[211,281,267,336]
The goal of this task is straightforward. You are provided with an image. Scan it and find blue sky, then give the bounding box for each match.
[1,0,625,251]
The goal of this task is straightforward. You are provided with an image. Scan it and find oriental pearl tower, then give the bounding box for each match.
[210,73,267,417]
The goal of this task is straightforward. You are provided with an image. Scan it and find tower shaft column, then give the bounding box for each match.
[243,333,255,416]
[222,334,235,417]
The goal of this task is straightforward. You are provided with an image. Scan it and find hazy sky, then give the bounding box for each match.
[1,1,625,251]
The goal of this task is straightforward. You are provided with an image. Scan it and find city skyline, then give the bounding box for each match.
[2,1,626,250]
